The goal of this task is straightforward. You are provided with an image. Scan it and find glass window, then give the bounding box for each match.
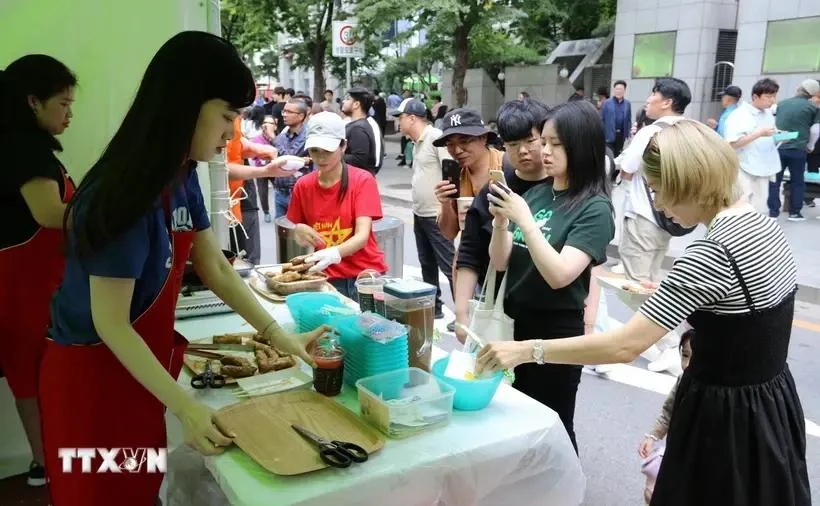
[762,16,820,73]
[632,32,676,79]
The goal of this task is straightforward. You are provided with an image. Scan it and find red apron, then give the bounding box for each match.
[0,166,74,398]
[40,192,193,506]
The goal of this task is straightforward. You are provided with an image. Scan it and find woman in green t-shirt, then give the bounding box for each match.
[486,101,615,452]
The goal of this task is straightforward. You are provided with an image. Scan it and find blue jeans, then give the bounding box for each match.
[274,190,290,218]
[769,149,806,215]
[329,278,359,301]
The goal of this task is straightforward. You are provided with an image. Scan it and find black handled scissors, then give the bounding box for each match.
[190,361,226,389]
[291,424,368,468]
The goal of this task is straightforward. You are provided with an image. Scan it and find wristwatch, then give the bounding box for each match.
[532,340,545,365]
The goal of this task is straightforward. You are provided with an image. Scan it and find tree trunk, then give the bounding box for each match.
[311,0,334,100]
[312,43,327,100]
[452,25,470,107]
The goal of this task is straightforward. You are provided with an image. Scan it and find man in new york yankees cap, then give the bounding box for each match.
[432,108,499,147]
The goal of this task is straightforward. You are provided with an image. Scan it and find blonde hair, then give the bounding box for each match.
[642,120,743,215]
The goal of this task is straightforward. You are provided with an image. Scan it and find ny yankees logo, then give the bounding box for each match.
[450,114,462,127]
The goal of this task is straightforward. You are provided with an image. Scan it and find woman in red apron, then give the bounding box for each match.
[39,32,326,506]
[0,55,78,486]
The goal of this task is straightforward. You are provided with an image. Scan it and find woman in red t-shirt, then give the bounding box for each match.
[287,112,388,298]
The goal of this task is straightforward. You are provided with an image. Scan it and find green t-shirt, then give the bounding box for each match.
[775,95,820,151]
[505,185,614,312]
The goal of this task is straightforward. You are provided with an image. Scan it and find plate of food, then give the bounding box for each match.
[596,275,657,311]
[183,331,302,385]
[252,256,332,299]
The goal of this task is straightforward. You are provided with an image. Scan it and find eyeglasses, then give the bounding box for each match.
[505,137,541,150]
[283,109,304,115]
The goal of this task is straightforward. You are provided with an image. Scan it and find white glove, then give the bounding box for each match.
[306,247,342,273]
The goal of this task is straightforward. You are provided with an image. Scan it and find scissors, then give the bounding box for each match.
[190,360,226,389]
[291,424,368,468]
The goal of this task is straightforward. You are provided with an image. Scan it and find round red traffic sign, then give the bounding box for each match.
[339,24,356,46]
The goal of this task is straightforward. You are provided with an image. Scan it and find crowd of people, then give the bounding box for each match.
[0,29,814,505]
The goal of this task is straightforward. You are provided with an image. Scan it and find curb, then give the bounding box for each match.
[605,244,820,305]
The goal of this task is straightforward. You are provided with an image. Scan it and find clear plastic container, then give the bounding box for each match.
[355,270,386,314]
[356,368,455,438]
[383,280,437,371]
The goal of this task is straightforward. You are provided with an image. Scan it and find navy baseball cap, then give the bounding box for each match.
[432,108,498,147]
[391,98,427,118]
[718,85,742,99]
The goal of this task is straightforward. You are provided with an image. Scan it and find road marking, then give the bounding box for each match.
[793,319,820,333]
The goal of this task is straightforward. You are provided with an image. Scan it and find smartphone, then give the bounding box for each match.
[488,169,510,202]
[441,159,461,198]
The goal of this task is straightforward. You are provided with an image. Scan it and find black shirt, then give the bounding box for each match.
[0,131,67,249]
[456,164,549,286]
[344,118,377,174]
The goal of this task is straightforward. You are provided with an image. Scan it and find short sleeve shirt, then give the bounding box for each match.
[0,131,69,248]
[775,95,820,151]
[49,167,210,344]
[724,102,781,177]
[287,165,388,279]
[412,125,452,217]
[505,186,614,312]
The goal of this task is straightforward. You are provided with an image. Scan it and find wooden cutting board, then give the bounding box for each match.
[248,276,336,303]
[214,390,385,475]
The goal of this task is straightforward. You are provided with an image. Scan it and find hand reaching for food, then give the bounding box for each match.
[306,247,342,273]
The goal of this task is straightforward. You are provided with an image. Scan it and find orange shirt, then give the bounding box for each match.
[226,117,244,223]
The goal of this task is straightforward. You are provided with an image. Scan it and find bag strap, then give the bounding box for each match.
[479,268,497,306]
[493,272,508,315]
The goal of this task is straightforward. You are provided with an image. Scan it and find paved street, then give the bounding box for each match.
[262,137,820,505]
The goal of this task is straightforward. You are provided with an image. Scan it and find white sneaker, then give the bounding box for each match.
[647,348,682,376]
[611,263,625,275]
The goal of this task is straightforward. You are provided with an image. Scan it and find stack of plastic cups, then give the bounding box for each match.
[335,314,409,386]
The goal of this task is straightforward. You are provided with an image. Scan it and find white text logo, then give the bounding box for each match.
[58,448,167,474]
[450,114,462,127]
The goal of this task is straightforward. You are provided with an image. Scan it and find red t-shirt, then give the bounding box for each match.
[287,165,388,280]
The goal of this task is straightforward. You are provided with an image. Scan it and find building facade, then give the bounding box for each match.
[613,0,820,121]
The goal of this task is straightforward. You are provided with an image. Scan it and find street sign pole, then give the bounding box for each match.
[346,57,351,90]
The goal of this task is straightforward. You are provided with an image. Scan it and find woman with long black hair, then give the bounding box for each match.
[485,100,615,452]
[40,32,326,506]
[0,54,77,487]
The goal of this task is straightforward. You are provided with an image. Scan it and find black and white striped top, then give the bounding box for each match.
[640,210,797,331]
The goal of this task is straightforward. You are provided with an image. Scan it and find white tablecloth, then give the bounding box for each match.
[165,296,585,506]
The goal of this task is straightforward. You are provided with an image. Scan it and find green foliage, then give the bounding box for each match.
[220,0,279,61]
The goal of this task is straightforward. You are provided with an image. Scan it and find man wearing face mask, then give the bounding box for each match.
[725,78,781,215]
[452,100,551,342]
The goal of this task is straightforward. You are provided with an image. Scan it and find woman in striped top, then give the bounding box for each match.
[477,120,810,505]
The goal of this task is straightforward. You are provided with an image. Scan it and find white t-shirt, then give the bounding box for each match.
[617,116,685,224]
[724,102,780,178]
[412,125,453,217]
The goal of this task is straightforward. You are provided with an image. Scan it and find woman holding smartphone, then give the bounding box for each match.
[40,32,326,506]
[485,101,615,451]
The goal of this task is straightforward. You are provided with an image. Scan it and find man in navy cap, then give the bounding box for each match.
[707,85,741,138]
